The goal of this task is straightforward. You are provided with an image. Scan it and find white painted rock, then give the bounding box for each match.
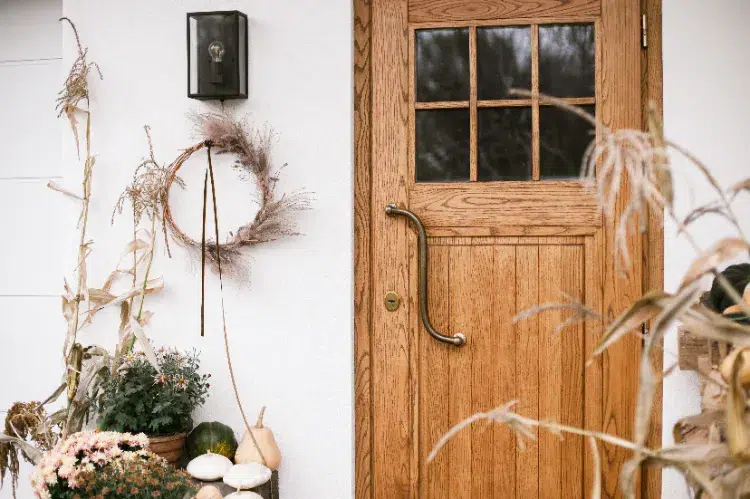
[187,453,234,481]
[226,493,263,499]
[223,463,272,490]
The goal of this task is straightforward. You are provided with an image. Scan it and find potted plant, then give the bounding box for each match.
[30,430,198,498]
[97,348,210,463]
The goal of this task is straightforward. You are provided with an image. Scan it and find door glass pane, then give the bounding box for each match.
[415,28,470,102]
[540,105,595,179]
[416,109,470,182]
[539,23,595,97]
[477,26,531,100]
[478,107,532,181]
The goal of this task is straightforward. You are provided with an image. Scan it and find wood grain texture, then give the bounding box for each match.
[515,245,539,498]
[469,27,478,182]
[585,232,605,498]
[411,182,602,227]
[427,235,584,246]
[410,15,599,28]
[449,245,474,499]
[531,24,540,181]
[426,225,597,237]
[409,0,601,23]
[418,245,450,499]
[492,245,517,497]
[353,0,373,497]
[641,0,663,497]
[600,0,644,497]
[538,245,586,498]
[357,0,648,496]
[371,1,412,497]
[415,100,470,109]
[477,98,533,107]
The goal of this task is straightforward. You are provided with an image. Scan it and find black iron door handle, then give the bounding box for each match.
[385,204,466,347]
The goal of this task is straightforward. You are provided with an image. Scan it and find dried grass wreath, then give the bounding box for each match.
[162,113,311,275]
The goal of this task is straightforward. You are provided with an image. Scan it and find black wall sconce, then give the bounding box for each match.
[187,11,248,100]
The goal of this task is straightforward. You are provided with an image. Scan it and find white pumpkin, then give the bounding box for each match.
[195,485,224,499]
[223,462,272,491]
[226,493,263,499]
[187,452,234,481]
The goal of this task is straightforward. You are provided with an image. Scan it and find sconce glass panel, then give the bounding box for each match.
[187,11,248,100]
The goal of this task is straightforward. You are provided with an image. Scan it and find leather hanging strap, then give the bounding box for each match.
[204,142,268,467]
[200,169,208,337]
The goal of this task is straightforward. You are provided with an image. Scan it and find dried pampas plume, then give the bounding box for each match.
[162,113,312,276]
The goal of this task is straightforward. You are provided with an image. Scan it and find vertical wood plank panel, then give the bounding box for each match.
[371,0,412,497]
[353,0,373,496]
[515,245,540,498]
[493,245,517,497]
[585,232,605,498]
[600,0,644,496]
[559,245,585,499]
[449,245,473,499]
[538,245,563,499]
[419,245,451,499]
[641,1,664,497]
[469,245,496,498]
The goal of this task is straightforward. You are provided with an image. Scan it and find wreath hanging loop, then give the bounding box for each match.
[162,113,311,275]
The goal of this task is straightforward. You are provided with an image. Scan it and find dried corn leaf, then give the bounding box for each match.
[674,410,726,445]
[47,181,82,201]
[680,238,750,289]
[41,383,67,407]
[619,459,639,499]
[0,434,42,465]
[647,102,673,208]
[681,308,750,347]
[62,105,82,158]
[726,347,750,461]
[588,437,602,499]
[73,354,111,404]
[593,290,670,357]
[87,288,115,305]
[634,284,701,452]
[728,178,750,196]
[90,276,163,314]
[681,203,730,230]
[713,465,750,498]
[128,316,159,372]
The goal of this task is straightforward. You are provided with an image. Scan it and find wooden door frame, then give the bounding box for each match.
[353,1,664,497]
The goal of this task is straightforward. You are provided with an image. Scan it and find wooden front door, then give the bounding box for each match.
[359,0,648,498]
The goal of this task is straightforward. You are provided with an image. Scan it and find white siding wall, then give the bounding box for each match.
[0,1,68,498]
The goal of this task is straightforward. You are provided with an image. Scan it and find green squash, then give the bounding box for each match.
[708,263,750,313]
[186,422,238,460]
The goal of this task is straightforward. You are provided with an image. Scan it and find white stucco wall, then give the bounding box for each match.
[662,0,750,496]
[2,1,749,498]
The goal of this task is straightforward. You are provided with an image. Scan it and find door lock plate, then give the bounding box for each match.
[384,291,401,312]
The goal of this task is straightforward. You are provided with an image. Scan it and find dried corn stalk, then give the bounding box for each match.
[1,20,166,499]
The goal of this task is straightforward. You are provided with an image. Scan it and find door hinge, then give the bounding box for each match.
[641,14,648,49]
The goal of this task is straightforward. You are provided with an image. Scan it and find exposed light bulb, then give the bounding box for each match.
[208,41,226,63]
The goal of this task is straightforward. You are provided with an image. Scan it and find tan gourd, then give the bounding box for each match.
[235,407,282,470]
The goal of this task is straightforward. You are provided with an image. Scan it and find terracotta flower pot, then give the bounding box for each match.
[148,433,186,464]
